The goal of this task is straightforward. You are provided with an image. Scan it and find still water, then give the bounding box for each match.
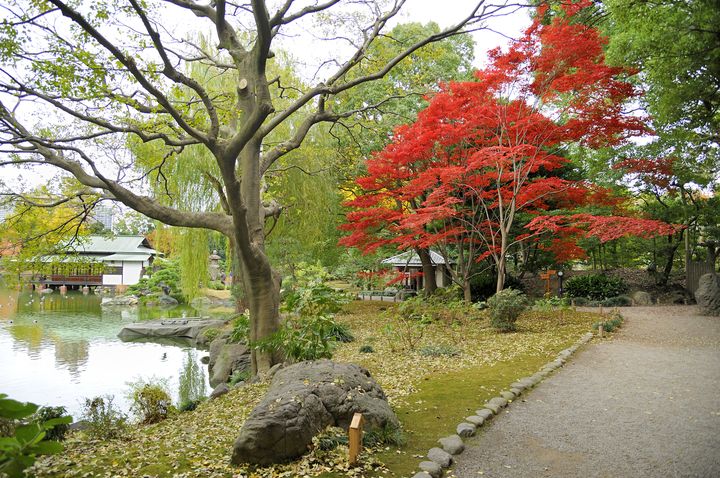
[0,288,213,419]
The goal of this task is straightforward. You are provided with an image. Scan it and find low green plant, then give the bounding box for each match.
[255,314,338,362]
[533,296,571,311]
[310,426,350,451]
[35,406,70,442]
[127,379,172,424]
[228,312,250,344]
[593,315,624,333]
[207,280,226,290]
[418,345,460,357]
[80,396,128,440]
[326,321,354,343]
[229,369,251,386]
[565,274,628,300]
[178,398,205,412]
[359,345,375,353]
[362,423,406,448]
[487,288,528,332]
[255,277,353,362]
[202,327,221,342]
[0,394,71,478]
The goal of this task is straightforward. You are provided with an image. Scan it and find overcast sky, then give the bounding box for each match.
[0,1,531,195]
[397,0,530,65]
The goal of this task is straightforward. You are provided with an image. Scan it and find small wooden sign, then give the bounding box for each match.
[540,270,557,295]
[348,413,364,465]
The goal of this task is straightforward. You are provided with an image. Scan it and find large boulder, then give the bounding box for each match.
[632,290,652,306]
[695,273,720,315]
[208,338,250,387]
[231,360,399,465]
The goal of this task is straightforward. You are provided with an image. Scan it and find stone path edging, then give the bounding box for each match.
[410,330,596,478]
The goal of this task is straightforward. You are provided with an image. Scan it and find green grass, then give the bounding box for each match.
[375,353,568,476]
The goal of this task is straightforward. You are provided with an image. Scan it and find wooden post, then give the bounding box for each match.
[348,412,364,465]
[598,324,604,338]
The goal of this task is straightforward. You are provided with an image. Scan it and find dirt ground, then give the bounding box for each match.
[450,306,720,478]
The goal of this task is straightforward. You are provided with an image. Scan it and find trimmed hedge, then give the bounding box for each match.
[565,274,627,300]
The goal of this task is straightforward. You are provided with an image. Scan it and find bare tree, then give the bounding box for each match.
[0,0,517,374]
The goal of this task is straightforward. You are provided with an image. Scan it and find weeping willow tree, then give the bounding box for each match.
[264,125,345,275]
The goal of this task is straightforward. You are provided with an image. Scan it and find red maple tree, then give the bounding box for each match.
[341,1,674,299]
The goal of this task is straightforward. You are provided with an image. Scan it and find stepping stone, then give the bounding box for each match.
[412,473,433,478]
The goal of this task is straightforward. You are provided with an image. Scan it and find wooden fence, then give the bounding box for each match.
[686,260,716,294]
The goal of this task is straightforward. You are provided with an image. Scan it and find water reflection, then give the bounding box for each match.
[0,288,213,417]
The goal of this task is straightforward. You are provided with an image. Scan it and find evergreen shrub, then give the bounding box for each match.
[487,288,528,332]
[564,274,627,300]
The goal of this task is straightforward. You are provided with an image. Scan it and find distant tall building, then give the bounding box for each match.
[92,204,114,231]
[0,205,11,224]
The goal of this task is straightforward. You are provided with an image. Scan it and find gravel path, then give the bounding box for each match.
[450,306,720,478]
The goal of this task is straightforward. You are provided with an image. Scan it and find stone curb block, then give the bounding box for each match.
[500,390,516,400]
[475,408,494,420]
[427,447,453,468]
[465,415,485,426]
[412,473,433,478]
[419,460,442,478]
[439,435,465,454]
[483,396,508,414]
[456,422,476,438]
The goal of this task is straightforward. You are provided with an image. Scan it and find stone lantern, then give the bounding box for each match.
[209,250,222,280]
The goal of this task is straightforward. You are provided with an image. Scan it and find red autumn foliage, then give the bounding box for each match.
[340,1,672,293]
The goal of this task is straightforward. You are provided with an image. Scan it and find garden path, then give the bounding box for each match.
[451,306,720,478]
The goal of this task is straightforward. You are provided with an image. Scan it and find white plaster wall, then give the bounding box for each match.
[122,262,143,285]
[102,274,122,285]
[435,268,445,287]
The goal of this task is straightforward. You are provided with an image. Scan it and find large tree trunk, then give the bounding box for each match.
[463,279,472,303]
[496,232,509,294]
[239,254,281,374]
[417,248,437,296]
[496,258,506,294]
[229,139,283,375]
[656,235,681,286]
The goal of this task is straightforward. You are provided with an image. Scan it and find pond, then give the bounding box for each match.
[0,288,217,420]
